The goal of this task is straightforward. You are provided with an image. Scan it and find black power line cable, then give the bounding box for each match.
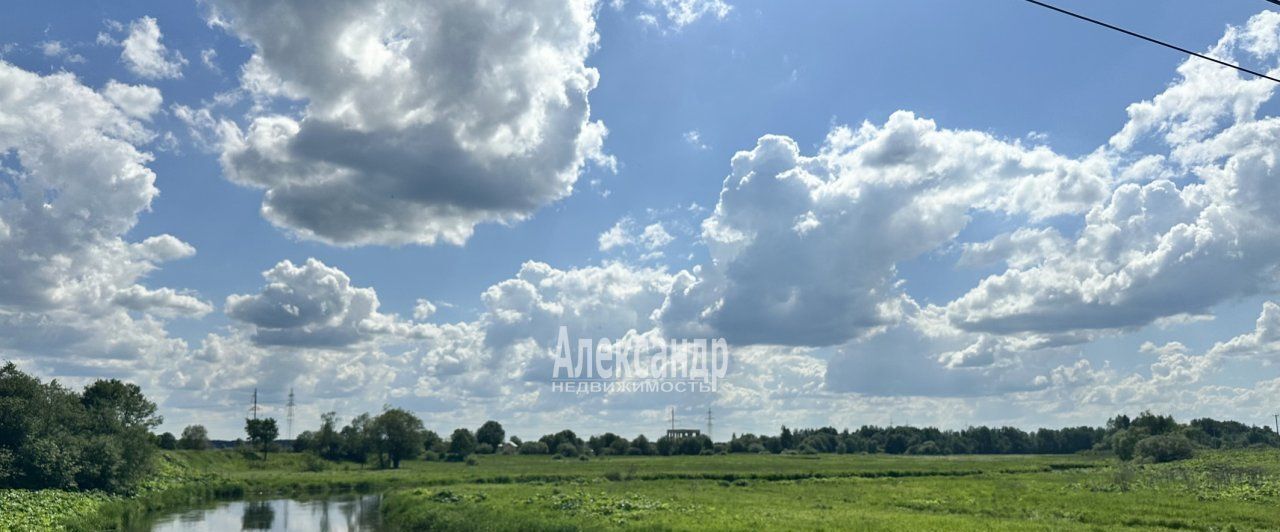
[1022,0,1280,84]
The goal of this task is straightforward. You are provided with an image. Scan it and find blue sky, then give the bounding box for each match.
[2,0,1280,439]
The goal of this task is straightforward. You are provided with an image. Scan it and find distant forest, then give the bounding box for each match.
[5,361,1279,494]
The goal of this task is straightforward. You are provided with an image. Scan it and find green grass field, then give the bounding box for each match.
[4,450,1279,530]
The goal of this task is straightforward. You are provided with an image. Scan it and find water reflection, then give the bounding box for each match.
[241,501,274,529]
[136,494,383,531]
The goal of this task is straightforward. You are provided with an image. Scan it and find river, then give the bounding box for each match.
[125,494,384,531]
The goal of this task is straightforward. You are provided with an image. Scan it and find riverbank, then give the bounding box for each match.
[4,451,1093,530]
[5,450,1280,530]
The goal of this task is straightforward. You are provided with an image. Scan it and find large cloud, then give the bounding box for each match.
[207,0,612,246]
[0,61,206,373]
[946,12,1280,337]
[659,111,1109,347]
[224,258,443,348]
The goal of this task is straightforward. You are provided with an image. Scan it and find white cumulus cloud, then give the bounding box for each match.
[207,0,613,246]
[117,17,187,79]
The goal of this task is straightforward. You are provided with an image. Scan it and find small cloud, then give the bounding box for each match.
[102,80,163,120]
[589,178,612,198]
[40,41,66,57]
[599,218,636,251]
[599,218,675,256]
[640,0,732,31]
[200,49,220,73]
[640,222,674,250]
[39,41,86,64]
[413,299,438,320]
[102,17,187,79]
[684,129,709,150]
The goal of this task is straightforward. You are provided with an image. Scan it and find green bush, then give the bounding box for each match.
[0,363,160,493]
[301,453,329,472]
[519,441,549,455]
[1134,434,1194,463]
[556,443,579,458]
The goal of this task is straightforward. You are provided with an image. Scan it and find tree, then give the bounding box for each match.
[476,420,505,451]
[678,435,707,455]
[448,428,477,458]
[78,379,161,491]
[1130,411,1178,436]
[341,413,375,465]
[519,441,549,454]
[157,432,177,450]
[81,380,162,432]
[423,429,444,454]
[293,430,315,452]
[315,412,342,460]
[630,434,654,455]
[179,425,211,450]
[0,363,163,493]
[245,418,279,458]
[1111,429,1142,461]
[656,436,675,456]
[372,408,425,468]
[884,433,909,454]
[780,426,794,450]
[556,442,579,457]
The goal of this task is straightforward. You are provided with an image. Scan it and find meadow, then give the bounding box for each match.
[4,449,1280,530]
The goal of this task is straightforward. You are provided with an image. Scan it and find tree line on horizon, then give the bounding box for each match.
[5,363,1280,493]
[278,409,1280,468]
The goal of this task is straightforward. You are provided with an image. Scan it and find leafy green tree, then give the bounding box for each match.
[1111,429,1142,461]
[157,432,178,450]
[293,430,315,452]
[1130,411,1178,436]
[476,420,505,451]
[341,413,375,465]
[423,429,444,453]
[655,436,674,456]
[780,426,794,450]
[77,379,161,491]
[315,412,343,460]
[0,363,164,493]
[630,434,654,455]
[373,408,425,468]
[179,425,210,450]
[556,442,580,457]
[518,441,549,454]
[448,428,477,458]
[81,379,161,432]
[245,418,279,458]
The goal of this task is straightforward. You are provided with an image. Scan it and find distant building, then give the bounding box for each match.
[666,428,701,439]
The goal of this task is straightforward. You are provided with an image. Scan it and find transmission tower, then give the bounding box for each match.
[706,408,713,441]
[286,388,295,440]
[669,407,675,432]
[251,388,259,420]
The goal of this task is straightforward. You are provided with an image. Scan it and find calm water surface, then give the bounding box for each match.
[130,494,383,531]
